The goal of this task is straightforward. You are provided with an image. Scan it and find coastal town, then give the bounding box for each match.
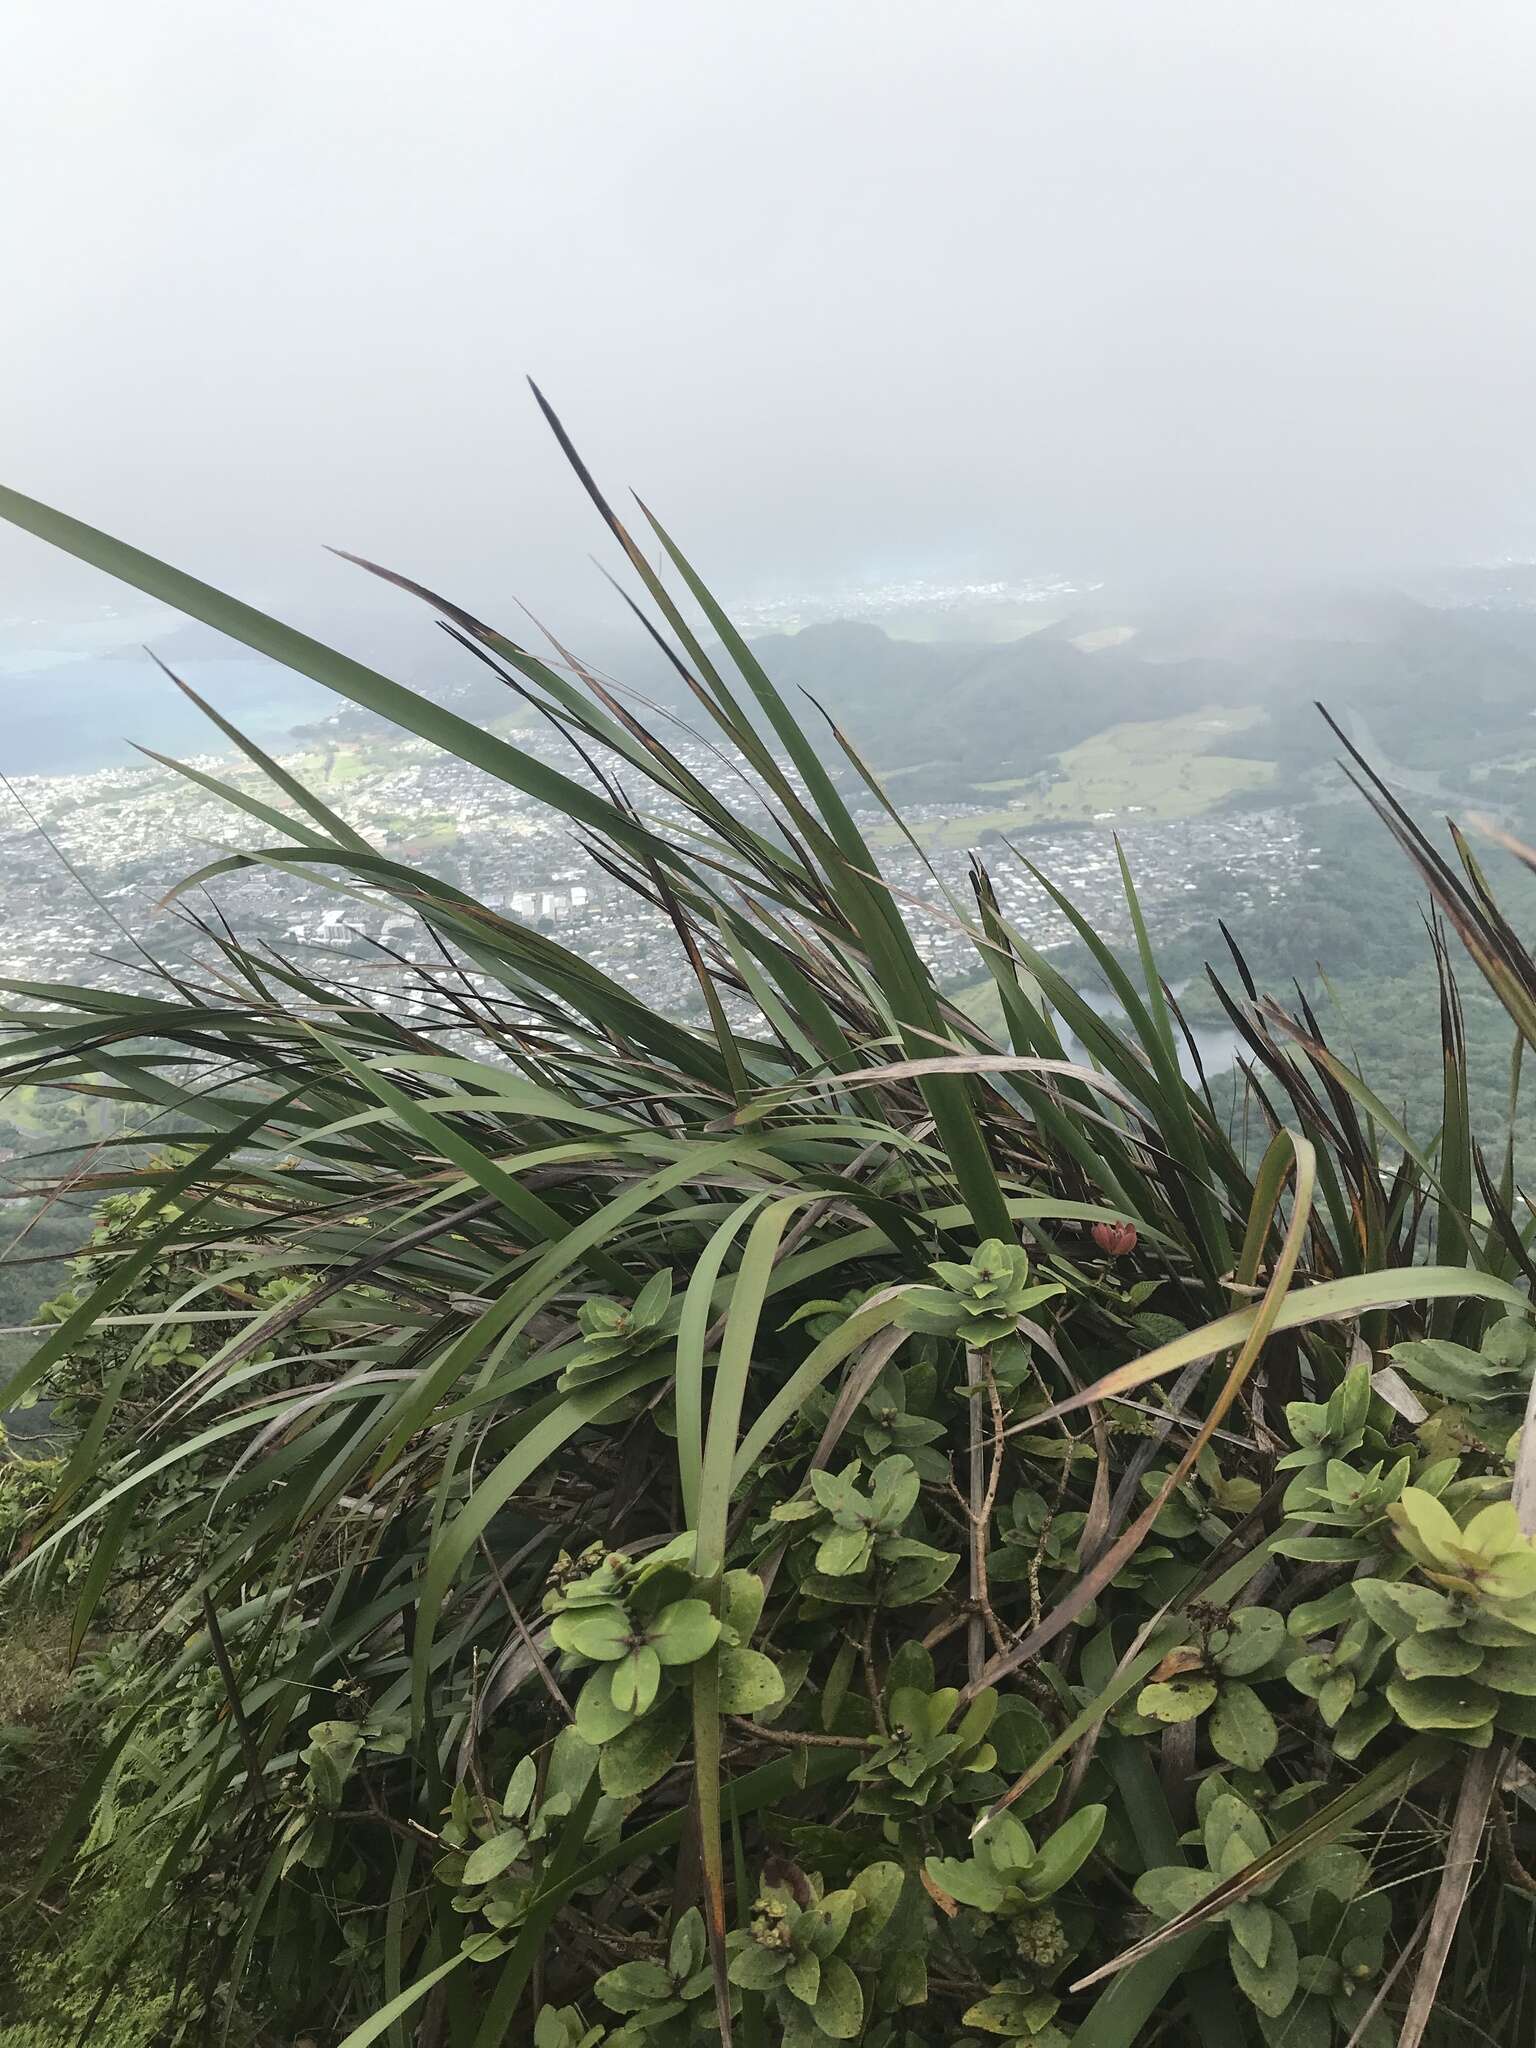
[0,710,1313,1034]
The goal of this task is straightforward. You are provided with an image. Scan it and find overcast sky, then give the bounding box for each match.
[5,0,1536,637]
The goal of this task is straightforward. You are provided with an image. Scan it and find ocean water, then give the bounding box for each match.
[0,648,333,775]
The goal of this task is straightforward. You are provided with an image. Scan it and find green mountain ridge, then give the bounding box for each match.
[730,585,1536,807]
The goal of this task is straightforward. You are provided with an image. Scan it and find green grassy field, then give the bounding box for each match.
[379,812,458,851]
[877,703,1275,847]
[319,749,369,786]
[949,974,1009,1037]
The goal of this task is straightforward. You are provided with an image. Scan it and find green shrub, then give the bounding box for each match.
[0,405,1534,2046]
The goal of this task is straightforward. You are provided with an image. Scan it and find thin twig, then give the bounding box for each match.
[964,1347,987,1687]
[336,1807,442,1848]
[1398,1744,1501,2048]
[861,1609,887,1736]
[479,1533,572,1721]
[730,1718,879,1751]
[974,1355,1010,1659]
[1341,1907,1430,2048]
[1492,1788,1536,1897]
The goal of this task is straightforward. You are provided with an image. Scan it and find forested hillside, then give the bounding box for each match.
[720,588,1536,809]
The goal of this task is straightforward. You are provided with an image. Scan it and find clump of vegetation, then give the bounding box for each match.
[1,398,1535,2048]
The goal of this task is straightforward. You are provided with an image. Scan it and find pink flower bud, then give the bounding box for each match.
[1092,1220,1138,1258]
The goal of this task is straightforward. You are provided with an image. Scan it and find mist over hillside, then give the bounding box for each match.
[9,556,1536,800]
[733,583,1536,800]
